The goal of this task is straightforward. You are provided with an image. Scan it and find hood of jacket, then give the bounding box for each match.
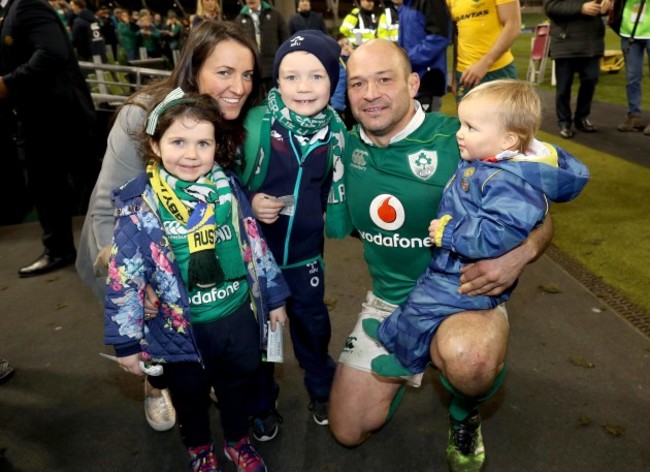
[483,139,590,203]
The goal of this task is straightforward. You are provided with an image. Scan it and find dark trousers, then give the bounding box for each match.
[251,260,336,414]
[554,56,601,126]
[0,113,30,225]
[165,303,260,447]
[20,117,76,256]
[16,107,99,255]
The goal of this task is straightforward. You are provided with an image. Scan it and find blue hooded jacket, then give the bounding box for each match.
[377,140,590,373]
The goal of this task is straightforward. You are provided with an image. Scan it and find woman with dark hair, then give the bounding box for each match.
[76,20,262,433]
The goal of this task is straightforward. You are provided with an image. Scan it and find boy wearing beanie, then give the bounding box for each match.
[238,30,349,439]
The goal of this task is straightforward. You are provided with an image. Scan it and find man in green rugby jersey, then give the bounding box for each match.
[328,39,553,472]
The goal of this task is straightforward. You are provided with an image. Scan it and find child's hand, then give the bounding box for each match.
[269,306,288,332]
[144,285,160,318]
[428,219,441,240]
[252,193,285,224]
[117,353,144,376]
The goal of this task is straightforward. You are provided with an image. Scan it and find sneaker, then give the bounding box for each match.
[574,118,596,133]
[224,436,267,472]
[617,113,645,132]
[559,124,574,139]
[0,359,15,384]
[251,409,282,442]
[446,412,486,472]
[308,399,329,426]
[144,380,176,432]
[644,124,650,136]
[188,443,221,472]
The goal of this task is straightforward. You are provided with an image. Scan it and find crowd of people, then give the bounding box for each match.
[46,0,186,66]
[3,0,648,471]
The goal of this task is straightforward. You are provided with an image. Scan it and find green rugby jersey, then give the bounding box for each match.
[160,204,249,323]
[345,112,460,304]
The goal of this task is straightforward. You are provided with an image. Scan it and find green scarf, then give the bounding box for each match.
[240,1,270,15]
[239,88,352,238]
[147,161,246,289]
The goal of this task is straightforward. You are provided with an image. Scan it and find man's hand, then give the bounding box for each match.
[459,58,490,90]
[600,0,612,14]
[459,218,553,296]
[581,1,603,16]
[269,306,288,332]
[252,193,285,224]
[459,247,529,296]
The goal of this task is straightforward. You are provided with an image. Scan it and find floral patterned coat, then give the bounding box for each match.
[104,171,290,363]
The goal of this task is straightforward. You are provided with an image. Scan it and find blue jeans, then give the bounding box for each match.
[621,37,650,115]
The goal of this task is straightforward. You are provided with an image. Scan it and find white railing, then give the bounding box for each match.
[79,60,172,106]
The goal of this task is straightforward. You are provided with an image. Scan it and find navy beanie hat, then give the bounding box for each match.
[273,30,342,96]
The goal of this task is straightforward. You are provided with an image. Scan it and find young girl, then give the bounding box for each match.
[78,20,264,434]
[104,89,289,472]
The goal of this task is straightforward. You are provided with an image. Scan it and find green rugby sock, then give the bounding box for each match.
[386,384,407,423]
[440,365,508,421]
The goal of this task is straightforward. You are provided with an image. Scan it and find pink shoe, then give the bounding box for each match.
[187,443,221,472]
[224,436,267,472]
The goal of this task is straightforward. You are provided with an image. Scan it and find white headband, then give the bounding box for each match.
[145,87,186,135]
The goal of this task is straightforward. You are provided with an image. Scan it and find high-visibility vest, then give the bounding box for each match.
[339,8,378,47]
[377,7,399,42]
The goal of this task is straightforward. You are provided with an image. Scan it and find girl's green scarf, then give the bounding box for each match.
[239,88,352,238]
[147,161,245,289]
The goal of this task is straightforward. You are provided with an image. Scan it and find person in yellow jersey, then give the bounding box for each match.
[447,0,521,100]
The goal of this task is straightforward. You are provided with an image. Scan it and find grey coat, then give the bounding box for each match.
[76,102,149,301]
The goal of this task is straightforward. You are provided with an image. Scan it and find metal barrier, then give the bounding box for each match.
[79,61,171,106]
[90,93,127,105]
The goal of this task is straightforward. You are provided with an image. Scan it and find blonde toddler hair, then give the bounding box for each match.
[462,79,542,153]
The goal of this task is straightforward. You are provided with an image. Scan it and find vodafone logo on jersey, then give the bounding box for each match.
[369,194,405,231]
[362,194,432,248]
